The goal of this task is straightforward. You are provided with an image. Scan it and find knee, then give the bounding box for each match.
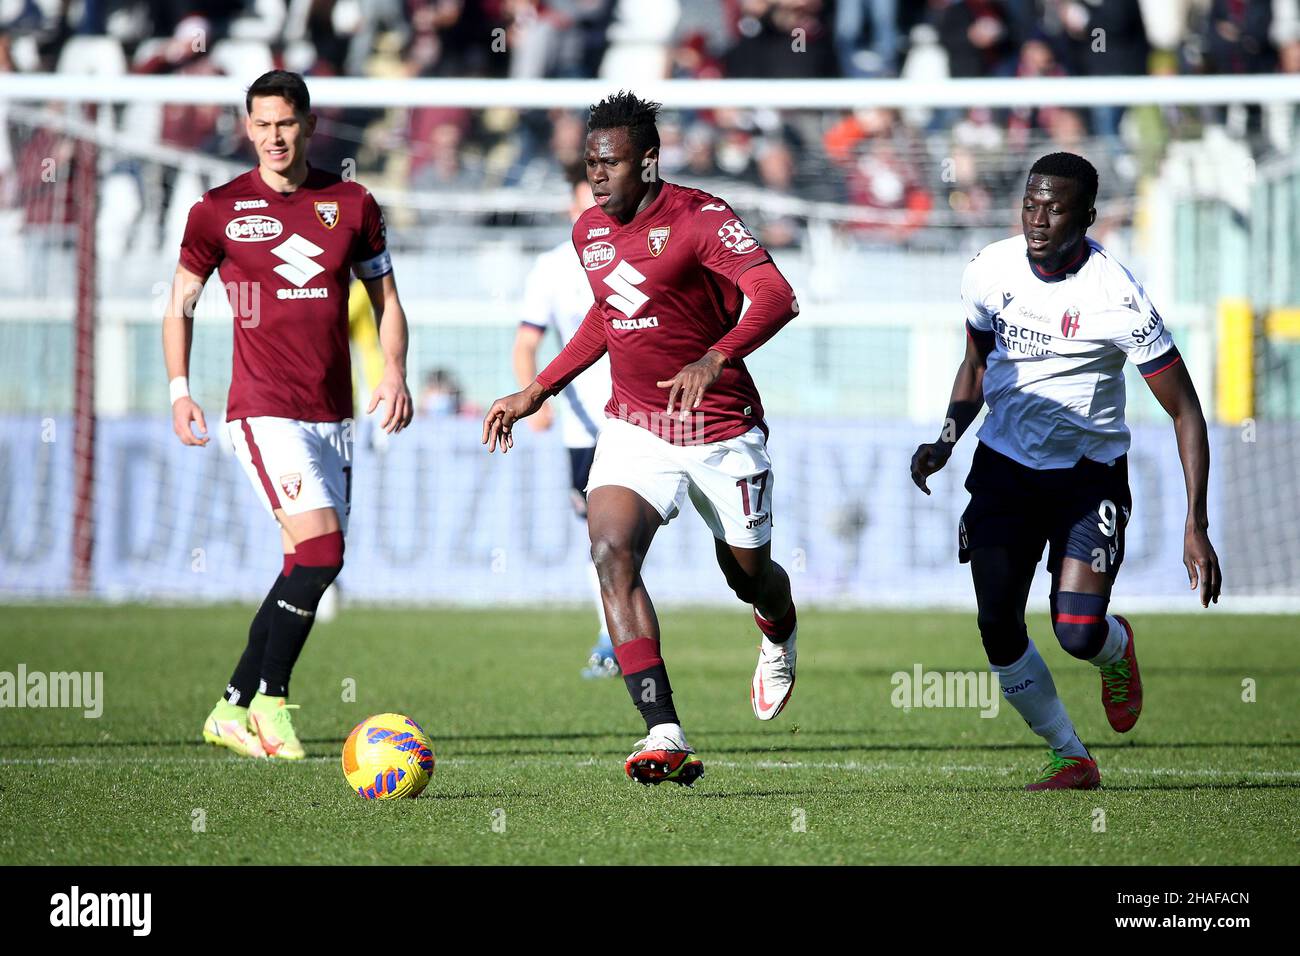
[720,558,768,604]
[1051,592,1109,659]
[590,535,636,587]
[977,611,1027,665]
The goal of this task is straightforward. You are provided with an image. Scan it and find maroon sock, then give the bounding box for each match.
[755,603,797,643]
[614,636,679,731]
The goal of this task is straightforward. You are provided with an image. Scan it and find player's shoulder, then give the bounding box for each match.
[664,181,740,221]
[573,205,613,245]
[963,235,1024,290]
[1081,237,1151,303]
[304,167,375,201]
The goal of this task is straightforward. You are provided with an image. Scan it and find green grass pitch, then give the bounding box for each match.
[1,605,1296,865]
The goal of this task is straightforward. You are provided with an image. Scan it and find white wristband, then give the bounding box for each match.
[168,376,190,405]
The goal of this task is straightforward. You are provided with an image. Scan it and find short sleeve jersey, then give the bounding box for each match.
[571,180,773,445]
[179,166,391,423]
[519,238,611,449]
[962,235,1180,468]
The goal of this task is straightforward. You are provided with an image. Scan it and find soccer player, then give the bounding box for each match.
[910,152,1223,790]
[483,92,801,786]
[163,70,412,759]
[511,163,618,679]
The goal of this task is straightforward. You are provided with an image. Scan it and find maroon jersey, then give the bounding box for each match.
[570,181,774,444]
[179,166,390,422]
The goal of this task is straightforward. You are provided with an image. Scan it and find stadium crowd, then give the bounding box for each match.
[2,0,1298,247]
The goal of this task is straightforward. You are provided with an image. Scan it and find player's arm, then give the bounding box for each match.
[162,262,210,447]
[360,271,413,434]
[910,325,994,494]
[512,323,554,432]
[483,301,607,454]
[658,260,799,416]
[1143,359,1222,606]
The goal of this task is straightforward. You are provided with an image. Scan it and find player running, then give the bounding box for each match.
[483,92,801,786]
[910,152,1222,791]
[163,70,412,759]
[511,163,618,679]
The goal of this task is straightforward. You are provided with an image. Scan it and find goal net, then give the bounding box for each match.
[1,74,1298,610]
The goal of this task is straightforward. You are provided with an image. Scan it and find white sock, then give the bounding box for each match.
[586,561,609,639]
[1089,616,1129,667]
[993,639,1087,757]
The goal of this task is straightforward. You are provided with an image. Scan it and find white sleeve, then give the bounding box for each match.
[960,253,995,332]
[518,255,553,331]
[1109,272,1179,375]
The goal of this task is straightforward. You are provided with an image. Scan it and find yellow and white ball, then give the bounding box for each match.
[342,713,435,799]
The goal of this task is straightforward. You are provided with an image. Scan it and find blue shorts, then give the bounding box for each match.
[958,442,1131,578]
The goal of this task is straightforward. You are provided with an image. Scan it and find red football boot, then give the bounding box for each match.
[1099,615,1143,733]
[1025,751,1102,791]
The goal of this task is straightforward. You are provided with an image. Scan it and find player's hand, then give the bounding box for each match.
[482,382,546,454]
[657,350,727,419]
[172,396,209,447]
[910,441,952,495]
[527,401,554,433]
[1184,525,1222,607]
[368,369,413,435]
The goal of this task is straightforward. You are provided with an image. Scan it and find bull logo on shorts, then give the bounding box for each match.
[314,201,340,230]
[280,473,302,500]
[1061,307,1082,338]
[648,226,670,257]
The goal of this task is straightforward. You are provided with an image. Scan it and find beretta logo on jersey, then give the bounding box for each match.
[314,201,339,229]
[582,241,616,271]
[717,218,758,254]
[226,215,283,242]
[648,226,670,257]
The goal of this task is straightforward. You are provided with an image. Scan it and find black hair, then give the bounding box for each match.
[246,70,311,116]
[1028,152,1098,209]
[563,161,588,190]
[586,90,661,155]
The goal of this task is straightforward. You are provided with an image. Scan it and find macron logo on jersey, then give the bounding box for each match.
[271,234,326,287]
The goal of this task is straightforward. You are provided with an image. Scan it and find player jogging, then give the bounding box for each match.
[163,70,412,760]
[910,152,1223,790]
[511,163,618,679]
[483,92,801,786]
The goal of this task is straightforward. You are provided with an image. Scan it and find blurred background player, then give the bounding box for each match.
[483,92,801,786]
[163,70,412,760]
[511,162,617,679]
[910,152,1223,791]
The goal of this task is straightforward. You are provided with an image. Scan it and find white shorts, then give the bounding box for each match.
[586,417,774,549]
[227,417,353,534]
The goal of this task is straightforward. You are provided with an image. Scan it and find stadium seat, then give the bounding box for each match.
[209,40,274,82]
[56,36,127,76]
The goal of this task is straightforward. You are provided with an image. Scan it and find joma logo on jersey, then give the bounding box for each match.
[612,316,658,330]
[226,215,283,242]
[586,226,610,239]
[582,241,616,271]
[233,199,268,210]
[314,201,339,229]
[647,226,670,256]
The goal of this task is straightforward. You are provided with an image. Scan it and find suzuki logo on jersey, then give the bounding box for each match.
[603,259,649,318]
[271,233,326,288]
[1061,307,1081,337]
[314,201,339,230]
[647,226,671,257]
[717,218,758,254]
[612,317,658,330]
[582,241,616,272]
[226,215,283,242]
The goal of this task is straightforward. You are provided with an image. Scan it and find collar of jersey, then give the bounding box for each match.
[1026,239,1090,283]
[597,180,672,232]
[249,163,317,204]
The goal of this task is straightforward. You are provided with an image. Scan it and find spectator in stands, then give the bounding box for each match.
[834,0,900,77]
[723,0,839,78]
[1201,0,1276,73]
[133,15,228,155]
[1059,0,1150,137]
[752,136,802,248]
[937,0,1018,78]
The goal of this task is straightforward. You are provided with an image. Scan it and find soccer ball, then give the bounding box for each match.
[342,713,436,800]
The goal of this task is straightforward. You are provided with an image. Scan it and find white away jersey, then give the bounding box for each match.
[962,235,1181,469]
[519,238,612,448]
